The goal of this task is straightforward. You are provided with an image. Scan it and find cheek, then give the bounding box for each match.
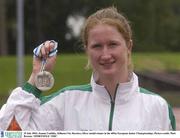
[87,51,99,66]
[88,52,97,63]
[117,48,129,63]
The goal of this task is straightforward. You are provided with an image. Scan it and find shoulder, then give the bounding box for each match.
[40,84,92,104]
[59,84,92,93]
[139,87,167,105]
[138,87,170,115]
[139,87,176,130]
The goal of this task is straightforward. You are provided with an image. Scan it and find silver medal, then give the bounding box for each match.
[33,40,58,91]
[35,59,54,91]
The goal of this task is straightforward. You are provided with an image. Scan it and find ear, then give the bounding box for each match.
[128,40,133,51]
[127,40,133,70]
[127,39,133,52]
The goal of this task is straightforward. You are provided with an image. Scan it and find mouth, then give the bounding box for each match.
[99,61,115,67]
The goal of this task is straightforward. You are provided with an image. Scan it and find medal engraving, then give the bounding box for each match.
[35,71,54,91]
[35,58,55,91]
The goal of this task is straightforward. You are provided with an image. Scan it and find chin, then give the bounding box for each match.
[101,70,117,76]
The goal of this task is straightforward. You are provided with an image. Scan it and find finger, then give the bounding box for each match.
[44,41,55,55]
[40,46,47,58]
[46,56,57,71]
[44,45,50,56]
[44,41,52,56]
[40,41,50,58]
[49,41,55,51]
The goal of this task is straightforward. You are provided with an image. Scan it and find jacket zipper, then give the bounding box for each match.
[107,84,119,131]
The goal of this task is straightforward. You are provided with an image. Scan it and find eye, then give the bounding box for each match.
[109,41,118,48]
[91,44,102,49]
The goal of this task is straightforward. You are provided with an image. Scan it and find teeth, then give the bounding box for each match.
[100,61,114,66]
[104,63,111,65]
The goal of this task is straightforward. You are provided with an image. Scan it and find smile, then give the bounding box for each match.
[100,61,115,66]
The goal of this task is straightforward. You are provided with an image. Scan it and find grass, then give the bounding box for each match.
[0,54,92,96]
[132,52,180,72]
[0,52,180,107]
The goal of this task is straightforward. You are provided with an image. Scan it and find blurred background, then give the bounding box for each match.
[0,0,180,130]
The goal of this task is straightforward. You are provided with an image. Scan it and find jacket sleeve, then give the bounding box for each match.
[168,104,176,130]
[156,96,176,131]
[0,83,64,130]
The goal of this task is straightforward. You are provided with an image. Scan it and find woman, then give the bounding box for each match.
[0,7,176,131]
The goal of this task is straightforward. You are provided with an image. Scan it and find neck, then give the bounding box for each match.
[97,72,130,98]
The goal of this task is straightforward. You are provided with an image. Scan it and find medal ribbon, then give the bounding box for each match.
[33,40,58,57]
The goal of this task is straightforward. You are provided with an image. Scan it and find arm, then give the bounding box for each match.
[168,104,176,130]
[0,86,41,130]
[0,41,61,130]
[0,84,64,130]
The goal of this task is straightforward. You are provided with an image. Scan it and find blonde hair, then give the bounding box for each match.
[81,7,133,71]
[81,6,132,47]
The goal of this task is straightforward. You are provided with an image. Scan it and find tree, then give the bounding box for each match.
[0,0,8,55]
[3,0,180,54]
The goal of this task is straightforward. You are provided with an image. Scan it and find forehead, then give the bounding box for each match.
[88,24,125,41]
[86,25,127,48]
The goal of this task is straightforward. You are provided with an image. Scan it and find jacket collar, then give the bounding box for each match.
[90,72,139,104]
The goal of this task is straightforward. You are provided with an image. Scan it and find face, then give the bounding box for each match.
[86,24,132,80]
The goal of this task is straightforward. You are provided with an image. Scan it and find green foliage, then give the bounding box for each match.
[3,0,180,54]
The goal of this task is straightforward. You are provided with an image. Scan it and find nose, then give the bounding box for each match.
[101,46,111,60]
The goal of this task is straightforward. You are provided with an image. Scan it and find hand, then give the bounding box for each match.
[28,41,57,86]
